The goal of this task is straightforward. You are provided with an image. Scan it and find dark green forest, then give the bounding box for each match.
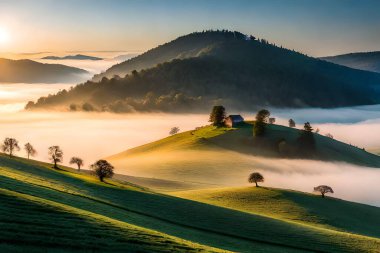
[26,31,380,112]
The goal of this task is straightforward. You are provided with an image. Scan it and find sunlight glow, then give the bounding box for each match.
[0,27,10,44]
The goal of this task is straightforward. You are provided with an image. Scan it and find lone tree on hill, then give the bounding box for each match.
[289,119,296,128]
[297,122,316,156]
[169,127,180,135]
[248,172,264,187]
[91,159,114,182]
[209,105,226,127]
[24,143,37,159]
[254,109,270,136]
[48,146,63,169]
[269,118,276,124]
[2,138,20,157]
[314,185,334,198]
[70,157,84,171]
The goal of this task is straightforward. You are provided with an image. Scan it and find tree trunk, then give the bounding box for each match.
[54,160,57,169]
[321,193,325,198]
[255,181,258,187]
[28,153,30,159]
[100,176,104,182]
[78,165,81,171]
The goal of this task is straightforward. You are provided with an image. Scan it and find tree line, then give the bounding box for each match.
[1,138,114,182]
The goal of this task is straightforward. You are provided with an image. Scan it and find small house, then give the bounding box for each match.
[225,115,244,128]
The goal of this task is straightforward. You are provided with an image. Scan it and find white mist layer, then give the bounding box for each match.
[248,157,380,207]
[0,82,379,206]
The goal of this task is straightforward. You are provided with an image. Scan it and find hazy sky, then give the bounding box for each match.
[0,0,379,57]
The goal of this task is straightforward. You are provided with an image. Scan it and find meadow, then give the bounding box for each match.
[1,153,380,252]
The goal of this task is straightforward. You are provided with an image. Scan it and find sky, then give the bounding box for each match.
[0,0,379,57]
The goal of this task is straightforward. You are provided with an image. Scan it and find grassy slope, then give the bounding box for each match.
[172,187,380,238]
[107,123,380,191]
[1,155,380,252]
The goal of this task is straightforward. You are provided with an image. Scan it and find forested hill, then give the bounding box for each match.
[321,51,380,73]
[26,31,380,112]
[0,58,89,83]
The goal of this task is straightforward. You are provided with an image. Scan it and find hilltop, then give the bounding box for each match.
[107,122,380,191]
[0,58,90,83]
[26,30,380,112]
[42,54,103,61]
[1,153,379,252]
[321,51,380,73]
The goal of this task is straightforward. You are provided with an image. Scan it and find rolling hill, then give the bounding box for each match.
[0,58,90,83]
[107,122,380,191]
[42,54,103,61]
[26,30,380,112]
[1,153,380,252]
[321,51,380,73]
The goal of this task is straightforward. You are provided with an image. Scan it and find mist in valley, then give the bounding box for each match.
[1,82,380,206]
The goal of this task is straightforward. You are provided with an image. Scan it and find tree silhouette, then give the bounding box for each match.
[209,105,226,127]
[254,109,270,136]
[269,118,276,124]
[248,172,264,187]
[169,127,180,135]
[2,138,20,157]
[289,119,296,128]
[314,185,334,198]
[48,146,63,169]
[70,157,84,171]
[24,143,37,159]
[91,160,114,182]
[304,122,313,132]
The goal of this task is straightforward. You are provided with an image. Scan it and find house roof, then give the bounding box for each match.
[227,115,244,121]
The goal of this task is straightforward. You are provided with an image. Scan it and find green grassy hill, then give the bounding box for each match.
[107,123,380,191]
[172,186,380,239]
[1,154,380,252]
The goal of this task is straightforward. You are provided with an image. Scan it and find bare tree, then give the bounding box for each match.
[248,172,264,187]
[314,185,334,198]
[325,133,334,139]
[70,157,84,171]
[315,128,320,134]
[288,119,296,128]
[91,160,114,182]
[24,143,37,159]
[169,127,180,135]
[2,138,20,157]
[48,146,63,169]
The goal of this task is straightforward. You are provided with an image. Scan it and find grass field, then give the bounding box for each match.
[1,153,380,252]
[107,123,380,191]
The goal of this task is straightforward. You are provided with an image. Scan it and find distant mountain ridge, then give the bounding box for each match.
[42,54,103,61]
[0,58,90,83]
[26,30,380,112]
[321,51,380,73]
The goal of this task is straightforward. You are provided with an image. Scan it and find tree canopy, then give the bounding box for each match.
[314,185,334,198]
[91,160,114,182]
[209,106,226,127]
[2,138,20,157]
[70,157,84,171]
[24,143,37,159]
[48,146,63,169]
[248,172,264,187]
[254,109,270,136]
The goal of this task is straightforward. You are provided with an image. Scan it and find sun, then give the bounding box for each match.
[0,27,10,44]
